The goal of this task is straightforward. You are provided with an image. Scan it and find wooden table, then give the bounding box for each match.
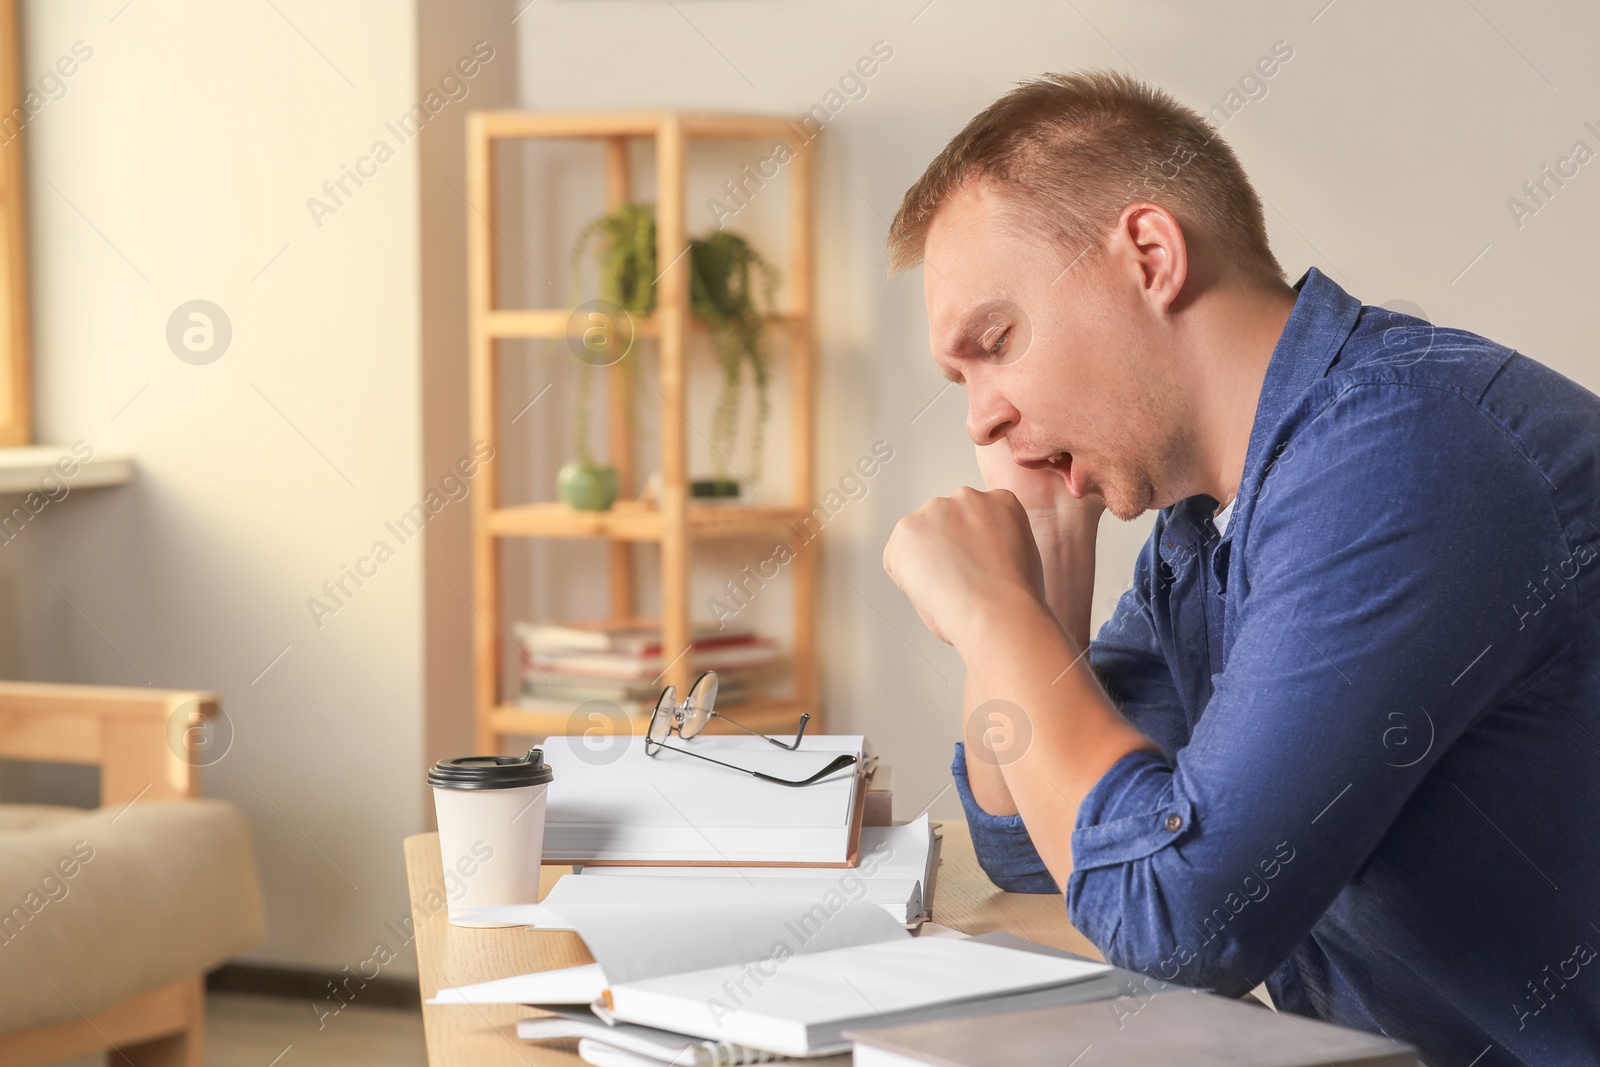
[403,823,1101,1066]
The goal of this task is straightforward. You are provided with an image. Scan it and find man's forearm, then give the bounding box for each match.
[962,672,1019,814]
[1035,520,1098,650]
[959,585,1156,888]
[962,521,1101,820]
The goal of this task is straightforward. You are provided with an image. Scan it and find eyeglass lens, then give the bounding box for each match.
[680,671,718,739]
[648,685,678,746]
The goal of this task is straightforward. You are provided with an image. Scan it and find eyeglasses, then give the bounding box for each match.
[645,671,857,787]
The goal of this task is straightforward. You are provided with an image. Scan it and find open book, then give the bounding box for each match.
[602,935,1110,1056]
[431,891,1110,1057]
[541,733,866,866]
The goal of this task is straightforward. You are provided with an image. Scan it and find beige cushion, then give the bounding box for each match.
[0,799,265,1033]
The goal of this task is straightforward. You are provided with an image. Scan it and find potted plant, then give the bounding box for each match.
[559,203,779,505]
[555,204,658,510]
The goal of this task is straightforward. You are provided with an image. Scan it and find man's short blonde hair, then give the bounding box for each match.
[887,70,1284,286]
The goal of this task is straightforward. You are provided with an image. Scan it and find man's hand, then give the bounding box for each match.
[974,438,1105,538]
[882,487,1046,648]
[974,439,1105,649]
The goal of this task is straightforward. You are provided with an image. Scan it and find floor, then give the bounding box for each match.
[51,993,428,1067]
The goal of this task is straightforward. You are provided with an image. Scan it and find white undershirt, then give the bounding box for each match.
[1214,499,1236,537]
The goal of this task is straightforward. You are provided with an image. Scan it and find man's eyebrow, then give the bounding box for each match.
[936,308,990,362]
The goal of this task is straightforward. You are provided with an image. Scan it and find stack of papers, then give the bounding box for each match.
[573,817,940,925]
[541,733,866,866]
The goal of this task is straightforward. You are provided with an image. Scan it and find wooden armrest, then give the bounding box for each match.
[0,682,220,804]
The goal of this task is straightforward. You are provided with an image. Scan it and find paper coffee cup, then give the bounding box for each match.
[428,747,554,928]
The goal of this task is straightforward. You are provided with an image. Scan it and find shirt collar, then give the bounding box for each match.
[1234,267,1363,517]
[1159,268,1362,566]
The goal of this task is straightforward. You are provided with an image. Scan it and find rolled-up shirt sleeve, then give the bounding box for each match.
[951,741,1057,893]
[1063,382,1564,996]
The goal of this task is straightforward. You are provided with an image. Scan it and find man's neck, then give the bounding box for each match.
[1184,276,1299,509]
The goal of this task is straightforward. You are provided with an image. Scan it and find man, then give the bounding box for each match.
[881,71,1599,1065]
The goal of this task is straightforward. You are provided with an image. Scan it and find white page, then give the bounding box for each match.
[542,735,863,863]
[556,898,909,985]
[609,938,1112,1056]
[450,898,909,988]
[427,963,607,1006]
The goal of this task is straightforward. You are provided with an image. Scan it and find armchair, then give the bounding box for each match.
[0,682,265,1067]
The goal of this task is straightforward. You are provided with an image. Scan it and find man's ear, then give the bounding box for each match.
[1111,202,1188,312]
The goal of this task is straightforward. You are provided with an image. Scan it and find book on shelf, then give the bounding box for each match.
[527,643,779,682]
[515,618,780,685]
[516,678,751,720]
[515,618,754,655]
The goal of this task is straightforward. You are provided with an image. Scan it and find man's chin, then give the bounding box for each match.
[1100,479,1156,523]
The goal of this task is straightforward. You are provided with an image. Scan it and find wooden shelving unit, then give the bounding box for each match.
[466,111,818,752]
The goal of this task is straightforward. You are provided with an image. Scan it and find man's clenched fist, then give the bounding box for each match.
[881,486,1049,647]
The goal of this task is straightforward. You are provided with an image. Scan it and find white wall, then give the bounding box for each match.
[512,0,1600,821]
[12,0,429,974]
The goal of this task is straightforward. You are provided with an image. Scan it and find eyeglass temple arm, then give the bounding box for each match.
[710,709,810,751]
[650,744,856,787]
[752,753,857,787]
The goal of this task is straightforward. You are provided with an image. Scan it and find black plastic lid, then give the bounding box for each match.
[427,747,553,790]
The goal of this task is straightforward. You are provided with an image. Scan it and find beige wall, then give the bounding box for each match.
[4,0,525,978]
[11,0,436,974]
[511,0,1600,821]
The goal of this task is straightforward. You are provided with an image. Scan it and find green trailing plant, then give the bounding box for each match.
[562,202,779,483]
[688,228,779,483]
[564,203,657,466]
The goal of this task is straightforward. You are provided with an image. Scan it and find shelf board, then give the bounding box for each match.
[476,111,800,143]
[488,500,814,541]
[489,699,810,739]
[0,445,132,496]
[483,309,799,341]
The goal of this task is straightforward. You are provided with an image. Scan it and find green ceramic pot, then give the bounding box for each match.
[558,461,620,511]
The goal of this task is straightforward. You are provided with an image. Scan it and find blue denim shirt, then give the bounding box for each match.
[953,269,1600,1066]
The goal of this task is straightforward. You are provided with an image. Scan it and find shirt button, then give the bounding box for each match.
[1164,813,1183,833]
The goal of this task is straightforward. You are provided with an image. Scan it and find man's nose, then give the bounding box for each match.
[966,385,1017,446]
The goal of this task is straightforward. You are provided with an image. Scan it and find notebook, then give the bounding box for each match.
[541,733,866,866]
[845,990,1419,1066]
